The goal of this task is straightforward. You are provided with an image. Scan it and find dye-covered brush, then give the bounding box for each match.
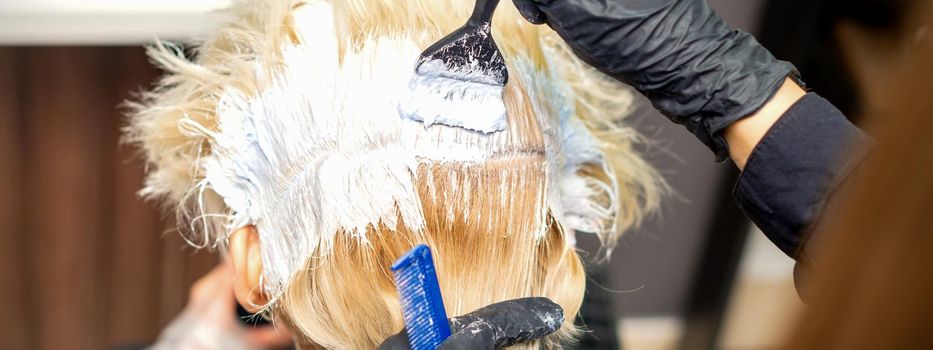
[398,0,509,134]
[391,244,451,350]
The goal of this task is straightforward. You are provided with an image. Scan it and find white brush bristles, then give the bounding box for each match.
[399,59,508,134]
[125,0,668,310]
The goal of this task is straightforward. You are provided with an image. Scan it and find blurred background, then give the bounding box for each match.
[0,0,873,349]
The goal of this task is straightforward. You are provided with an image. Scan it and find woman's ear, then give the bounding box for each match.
[228,225,269,313]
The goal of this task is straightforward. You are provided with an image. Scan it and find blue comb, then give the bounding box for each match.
[391,244,452,350]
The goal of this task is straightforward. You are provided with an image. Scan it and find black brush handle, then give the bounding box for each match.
[467,0,501,26]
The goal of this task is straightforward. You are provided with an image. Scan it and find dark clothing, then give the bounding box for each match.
[733,93,871,260]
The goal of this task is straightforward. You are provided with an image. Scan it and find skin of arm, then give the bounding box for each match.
[725,78,807,170]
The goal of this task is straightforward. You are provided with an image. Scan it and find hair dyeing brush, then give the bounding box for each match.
[398,0,509,134]
[391,244,452,350]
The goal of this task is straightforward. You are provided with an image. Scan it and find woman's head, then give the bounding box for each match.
[126,0,664,347]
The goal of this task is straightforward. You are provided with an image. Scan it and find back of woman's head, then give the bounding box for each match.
[126,0,666,348]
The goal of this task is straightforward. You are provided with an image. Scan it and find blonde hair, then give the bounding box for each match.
[125,0,666,348]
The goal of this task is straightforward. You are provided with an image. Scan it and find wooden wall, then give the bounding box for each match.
[0,47,216,350]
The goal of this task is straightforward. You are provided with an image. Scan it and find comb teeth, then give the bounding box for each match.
[392,244,451,350]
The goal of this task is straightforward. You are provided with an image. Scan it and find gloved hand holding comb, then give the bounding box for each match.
[378,297,564,350]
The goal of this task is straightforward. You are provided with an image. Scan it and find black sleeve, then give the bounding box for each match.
[732,93,871,258]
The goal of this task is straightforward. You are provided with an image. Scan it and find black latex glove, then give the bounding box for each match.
[512,0,800,160]
[378,297,564,350]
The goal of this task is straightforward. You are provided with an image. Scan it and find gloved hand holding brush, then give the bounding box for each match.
[512,0,800,161]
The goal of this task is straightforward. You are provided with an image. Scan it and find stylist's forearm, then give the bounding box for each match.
[725,78,807,170]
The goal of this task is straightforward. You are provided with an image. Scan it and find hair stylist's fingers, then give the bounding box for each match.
[379,298,563,349]
[376,331,411,350]
[446,297,564,348]
[439,321,497,350]
[512,0,547,24]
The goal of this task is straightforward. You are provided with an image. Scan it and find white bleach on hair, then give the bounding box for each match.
[126,0,668,311]
[203,2,429,300]
[199,1,537,301]
[399,59,507,134]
